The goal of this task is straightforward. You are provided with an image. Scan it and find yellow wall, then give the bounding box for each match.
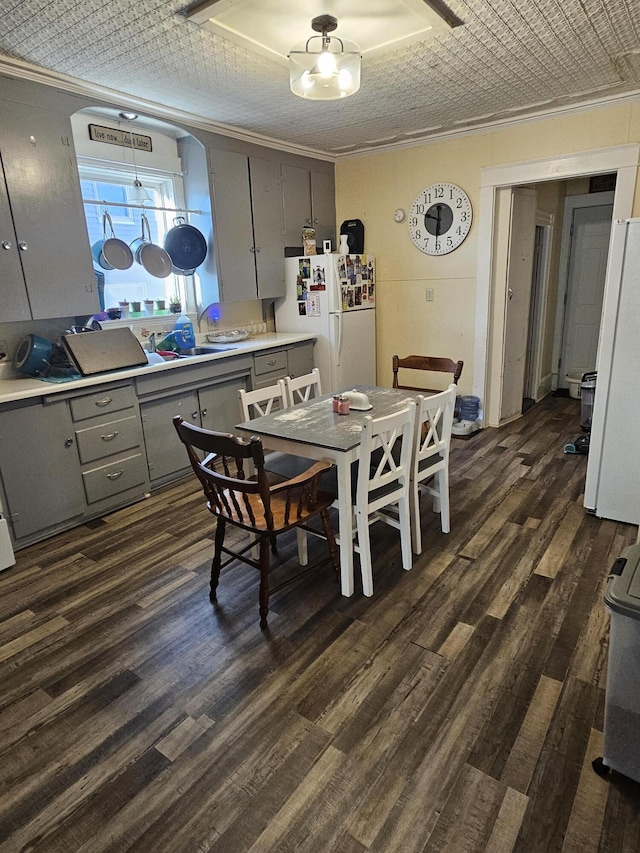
[335,100,640,395]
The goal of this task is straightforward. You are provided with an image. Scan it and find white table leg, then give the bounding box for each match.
[336,457,354,596]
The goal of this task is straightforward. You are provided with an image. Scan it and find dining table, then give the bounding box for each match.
[236,384,419,597]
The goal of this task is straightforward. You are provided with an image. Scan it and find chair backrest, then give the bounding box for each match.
[284,368,323,407]
[239,380,288,422]
[414,386,456,478]
[392,354,463,393]
[173,416,274,526]
[356,402,417,512]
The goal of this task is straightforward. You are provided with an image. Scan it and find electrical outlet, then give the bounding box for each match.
[425,288,434,302]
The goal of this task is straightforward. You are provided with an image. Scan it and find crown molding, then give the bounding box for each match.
[0,56,335,163]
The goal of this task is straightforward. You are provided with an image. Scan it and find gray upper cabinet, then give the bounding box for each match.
[310,171,336,248]
[209,148,285,302]
[0,99,98,320]
[282,164,335,249]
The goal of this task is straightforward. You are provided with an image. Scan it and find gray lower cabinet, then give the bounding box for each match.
[287,341,315,380]
[0,397,85,541]
[138,357,252,485]
[251,342,315,391]
[0,99,98,321]
[69,384,149,511]
[209,149,285,302]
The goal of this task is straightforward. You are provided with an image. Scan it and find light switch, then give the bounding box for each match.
[425,288,434,302]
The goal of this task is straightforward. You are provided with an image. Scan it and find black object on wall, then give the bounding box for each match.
[340,219,365,253]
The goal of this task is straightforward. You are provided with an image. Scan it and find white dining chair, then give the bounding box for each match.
[411,385,456,554]
[353,401,417,596]
[284,368,322,407]
[239,381,288,421]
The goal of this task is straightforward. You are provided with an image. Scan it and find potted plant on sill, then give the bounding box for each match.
[169,296,182,314]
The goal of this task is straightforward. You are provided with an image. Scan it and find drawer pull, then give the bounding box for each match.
[106,469,125,480]
[95,396,113,407]
[266,359,276,366]
[101,431,119,441]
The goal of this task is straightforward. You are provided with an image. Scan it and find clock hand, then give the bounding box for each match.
[435,204,442,239]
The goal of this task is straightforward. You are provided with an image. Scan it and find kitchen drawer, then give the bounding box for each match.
[253,350,287,376]
[75,415,143,465]
[82,452,147,504]
[70,385,136,422]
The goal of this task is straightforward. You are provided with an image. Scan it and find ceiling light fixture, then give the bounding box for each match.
[118,111,151,203]
[288,15,361,100]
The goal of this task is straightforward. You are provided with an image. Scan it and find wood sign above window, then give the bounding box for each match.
[88,124,153,152]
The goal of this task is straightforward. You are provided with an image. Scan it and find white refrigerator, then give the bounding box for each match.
[584,218,640,525]
[274,254,376,391]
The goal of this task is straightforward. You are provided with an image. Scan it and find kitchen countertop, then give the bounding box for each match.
[0,332,316,404]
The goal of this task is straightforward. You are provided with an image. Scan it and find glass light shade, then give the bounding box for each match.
[289,38,361,100]
[130,179,152,203]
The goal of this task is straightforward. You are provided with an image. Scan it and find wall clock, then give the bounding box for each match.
[408,183,472,255]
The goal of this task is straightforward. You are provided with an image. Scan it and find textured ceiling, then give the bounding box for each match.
[1,0,640,157]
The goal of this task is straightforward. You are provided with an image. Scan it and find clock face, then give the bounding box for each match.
[408,183,472,255]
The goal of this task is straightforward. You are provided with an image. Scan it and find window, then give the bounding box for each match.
[79,162,186,312]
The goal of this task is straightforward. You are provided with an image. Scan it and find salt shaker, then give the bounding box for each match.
[338,396,350,415]
[332,395,341,413]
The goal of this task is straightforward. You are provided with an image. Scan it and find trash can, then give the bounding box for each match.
[580,372,597,432]
[593,543,640,782]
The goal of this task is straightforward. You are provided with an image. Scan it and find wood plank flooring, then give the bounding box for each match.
[1,395,639,852]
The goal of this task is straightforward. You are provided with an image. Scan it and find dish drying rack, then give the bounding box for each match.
[205,329,251,344]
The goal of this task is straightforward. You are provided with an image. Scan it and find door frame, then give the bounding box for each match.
[551,190,614,389]
[474,144,639,427]
[526,213,554,401]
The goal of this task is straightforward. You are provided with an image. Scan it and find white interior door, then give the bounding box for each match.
[500,188,537,422]
[560,203,613,381]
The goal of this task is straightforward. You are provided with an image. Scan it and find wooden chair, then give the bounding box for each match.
[392,354,463,394]
[353,402,417,596]
[173,417,339,629]
[284,368,323,407]
[411,386,456,554]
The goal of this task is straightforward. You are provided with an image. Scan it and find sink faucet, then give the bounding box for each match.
[148,333,156,353]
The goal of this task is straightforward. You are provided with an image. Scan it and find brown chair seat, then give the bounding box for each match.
[392,354,463,394]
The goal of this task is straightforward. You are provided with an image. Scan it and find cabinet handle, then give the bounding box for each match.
[250,246,255,253]
[106,469,124,480]
[255,246,261,253]
[1,241,11,251]
[64,438,73,448]
[18,241,28,251]
[95,396,113,407]
[266,359,276,366]
[101,431,119,441]
[201,408,207,418]
[191,411,199,420]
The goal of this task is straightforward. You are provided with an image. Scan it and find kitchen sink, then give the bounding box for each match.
[176,345,237,357]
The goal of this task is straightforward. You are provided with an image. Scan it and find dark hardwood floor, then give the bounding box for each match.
[1,395,639,852]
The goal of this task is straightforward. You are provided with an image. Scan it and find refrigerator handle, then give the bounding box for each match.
[334,313,343,366]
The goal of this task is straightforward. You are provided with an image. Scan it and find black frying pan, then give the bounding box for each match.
[163,217,207,275]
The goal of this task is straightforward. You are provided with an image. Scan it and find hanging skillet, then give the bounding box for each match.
[163,217,207,275]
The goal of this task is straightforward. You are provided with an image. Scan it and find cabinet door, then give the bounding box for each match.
[141,390,199,483]
[250,157,285,299]
[0,159,30,321]
[282,164,311,246]
[209,148,256,303]
[0,100,98,319]
[199,375,250,435]
[0,399,85,541]
[311,171,336,247]
[287,342,315,379]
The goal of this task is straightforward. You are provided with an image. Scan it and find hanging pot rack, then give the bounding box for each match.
[82,198,203,216]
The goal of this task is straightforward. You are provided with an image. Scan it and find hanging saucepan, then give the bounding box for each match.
[92,212,133,271]
[130,214,173,278]
[163,216,207,275]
